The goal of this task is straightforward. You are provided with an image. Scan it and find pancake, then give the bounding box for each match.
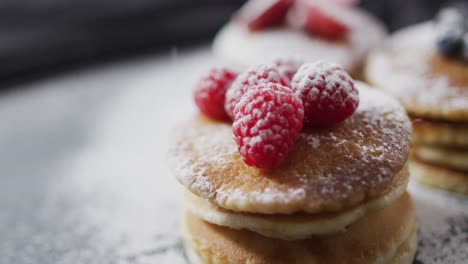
[410,160,468,194]
[213,6,385,75]
[169,83,412,215]
[412,145,468,171]
[182,193,417,264]
[412,118,468,147]
[388,229,418,264]
[183,167,409,240]
[185,225,418,264]
[365,23,468,122]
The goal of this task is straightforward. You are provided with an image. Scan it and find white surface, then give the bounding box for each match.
[0,47,214,264]
[0,46,467,263]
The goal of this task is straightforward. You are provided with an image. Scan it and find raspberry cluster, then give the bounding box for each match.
[193,61,359,168]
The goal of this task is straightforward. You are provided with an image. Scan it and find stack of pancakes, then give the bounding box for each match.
[411,118,468,194]
[169,84,417,263]
[366,23,468,194]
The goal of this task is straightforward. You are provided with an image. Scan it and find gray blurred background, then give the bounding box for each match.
[0,0,456,86]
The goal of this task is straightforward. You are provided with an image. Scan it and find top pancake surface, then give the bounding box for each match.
[169,83,412,214]
[366,23,468,121]
[213,7,386,72]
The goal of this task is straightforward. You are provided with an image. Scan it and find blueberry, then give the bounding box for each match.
[462,33,468,61]
[435,4,468,59]
[436,33,463,58]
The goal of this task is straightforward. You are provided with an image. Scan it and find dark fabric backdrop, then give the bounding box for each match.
[0,0,459,84]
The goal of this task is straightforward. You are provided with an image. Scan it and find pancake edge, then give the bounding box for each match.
[183,173,408,240]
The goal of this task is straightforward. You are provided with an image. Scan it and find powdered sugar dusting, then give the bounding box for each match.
[169,125,237,199]
[300,85,411,197]
[232,83,304,168]
[366,22,468,118]
[169,82,412,214]
[291,61,359,126]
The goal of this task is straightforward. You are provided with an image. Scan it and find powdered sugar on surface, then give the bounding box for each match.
[408,181,468,264]
[366,22,468,116]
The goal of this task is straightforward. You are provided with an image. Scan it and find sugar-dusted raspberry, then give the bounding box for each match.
[233,83,304,168]
[304,5,348,39]
[194,67,237,120]
[238,0,294,31]
[225,64,289,120]
[291,61,359,127]
[274,58,303,84]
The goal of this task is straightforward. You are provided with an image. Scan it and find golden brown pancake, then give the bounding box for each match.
[182,193,417,264]
[183,168,409,240]
[410,160,468,194]
[412,118,468,147]
[389,229,418,264]
[365,23,468,122]
[169,83,412,215]
[412,145,468,171]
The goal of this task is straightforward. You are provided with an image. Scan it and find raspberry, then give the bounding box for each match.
[225,64,289,120]
[304,6,348,39]
[291,61,359,127]
[274,58,303,84]
[233,83,304,168]
[238,0,294,31]
[194,67,237,120]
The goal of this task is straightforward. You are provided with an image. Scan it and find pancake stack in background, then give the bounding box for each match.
[366,5,468,194]
[169,59,417,262]
[212,0,387,79]
[411,118,468,194]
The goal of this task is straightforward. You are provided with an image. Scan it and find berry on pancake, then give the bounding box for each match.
[434,6,468,60]
[194,67,237,120]
[291,61,359,126]
[225,64,289,120]
[233,83,304,168]
[273,58,303,84]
